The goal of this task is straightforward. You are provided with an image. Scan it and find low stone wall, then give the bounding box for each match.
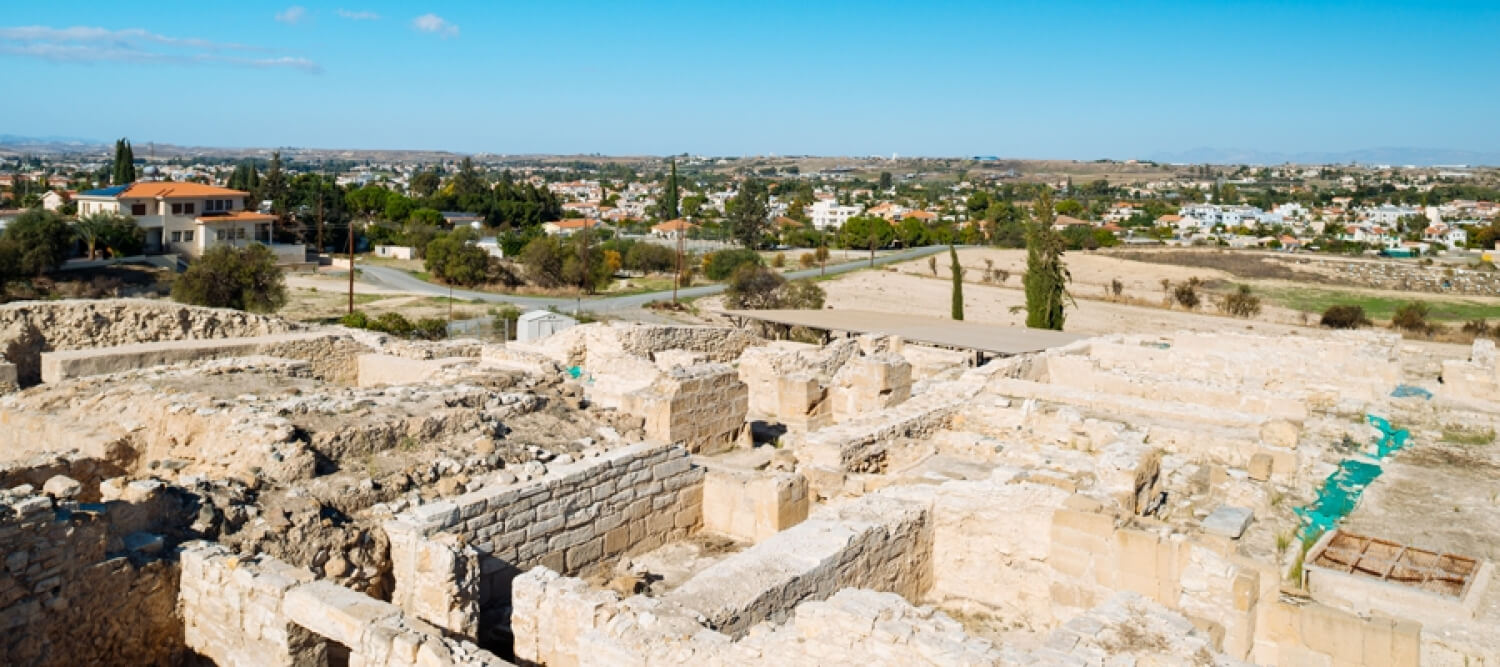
[620,363,748,455]
[0,489,186,666]
[512,575,1008,667]
[356,354,473,387]
[0,298,301,385]
[664,487,933,637]
[39,331,350,383]
[179,542,507,667]
[700,467,809,543]
[1254,597,1420,666]
[385,441,704,608]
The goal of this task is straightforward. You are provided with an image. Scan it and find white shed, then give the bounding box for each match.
[516,310,577,342]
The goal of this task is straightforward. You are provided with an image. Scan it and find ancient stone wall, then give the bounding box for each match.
[0,489,186,666]
[700,467,809,543]
[0,299,301,385]
[179,542,507,667]
[385,441,704,606]
[665,487,934,637]
[619,363,748,454]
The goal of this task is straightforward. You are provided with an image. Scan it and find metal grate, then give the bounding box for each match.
[1311,530,1479,599]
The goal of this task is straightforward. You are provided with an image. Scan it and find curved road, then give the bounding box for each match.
[357,245,949,312]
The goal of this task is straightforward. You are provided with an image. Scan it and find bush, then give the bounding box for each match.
[1110,278,1124,297]
[2,209,73,276]
[771,252,786,268]
[369,312,414,336]
[705,248,763,281]
[425,230,491,286]
[1391,301,1434,335]
[340,311,370,328]
[799,253,816,269]
[491,305,522,340]
[1461,319,1493,338]
[412,317,450,340]
[1320,305,1371,329]
[1171,281,1200,310]
[623,242,677,273]
[1218,284,1262,318]
[723,264,826,311]
[171,244,286,313]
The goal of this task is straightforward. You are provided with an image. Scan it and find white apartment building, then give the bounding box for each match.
[807,199,863,230]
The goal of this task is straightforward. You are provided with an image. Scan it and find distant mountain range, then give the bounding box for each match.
[1147,147,1500,167]
[1,135,1495,167]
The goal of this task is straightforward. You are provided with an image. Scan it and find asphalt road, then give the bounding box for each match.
[357,245,949,312]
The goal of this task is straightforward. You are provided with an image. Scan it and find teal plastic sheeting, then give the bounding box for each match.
[1367,414,1412,459]
[1390,385,1433,400]
[1292,414,1411,543]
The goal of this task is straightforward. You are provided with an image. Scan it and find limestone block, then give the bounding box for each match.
[1247,453,1274,482]
[40,475,81,499]
[1201,506,1253,539]
[1259,420,1300,449]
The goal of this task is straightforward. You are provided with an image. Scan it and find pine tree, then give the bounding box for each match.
[1023,189,1073,330]
[949,243,964,321]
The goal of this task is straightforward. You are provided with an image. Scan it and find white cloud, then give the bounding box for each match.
[275,6,308,25]
[336,9,381,21]
[412,13,458,38]
[0,25,320,73]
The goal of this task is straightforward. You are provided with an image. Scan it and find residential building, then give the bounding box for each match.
[807,199,862,230]
[541,218,595,237]
[41,190,74,212]
[72,182,279,257]
[651,219,698,240]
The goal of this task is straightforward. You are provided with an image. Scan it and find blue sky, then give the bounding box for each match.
[1,1,1496,158]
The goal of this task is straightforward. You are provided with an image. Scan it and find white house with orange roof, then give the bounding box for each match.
[73,181,279,257]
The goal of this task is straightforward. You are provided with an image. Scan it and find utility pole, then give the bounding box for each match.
[343,183,355,314]
[673,221,685,303]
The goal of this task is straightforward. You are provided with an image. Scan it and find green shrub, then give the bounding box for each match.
[368,312,415,336]
[171,244,286,313]
[1219,284,1262,318]
[1462,319,1493,338]
[340,311,370,328]
[705,248,763,281]
[412,318,449,340]
[1320,305,1371,329]
[1391,301,1434,334]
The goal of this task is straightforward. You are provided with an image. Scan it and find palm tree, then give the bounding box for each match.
[73,213,109,260]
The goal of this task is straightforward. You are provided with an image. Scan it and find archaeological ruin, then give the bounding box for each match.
[1,297,1498,666]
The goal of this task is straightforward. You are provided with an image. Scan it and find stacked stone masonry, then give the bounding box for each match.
[386,441,704,606]
[179,542,507,667]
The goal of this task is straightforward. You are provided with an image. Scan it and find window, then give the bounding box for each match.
[236,227,246,240]
[171,231,182,242]
[171,203,184,215]
[184,203,195,215]
[131,203,147,216]
[184,231,194,242]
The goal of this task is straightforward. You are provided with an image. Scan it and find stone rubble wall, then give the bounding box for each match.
[826,352,913,423]
[513,570,1233,667]
[1084,331,1403,402]
[700,466,809,543]
[0,489,185,666]
[664,486,934,637]
[179,542,508,667]
[382,528,481,639]
[40,331,369,385]
[619,363,748,455]
[0,298,302,386]
[385,441,704,607]
[793,360,996,475]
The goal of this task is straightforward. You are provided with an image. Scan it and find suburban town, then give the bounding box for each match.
[1,2,1498,667]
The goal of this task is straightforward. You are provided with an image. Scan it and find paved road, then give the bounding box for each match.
[358,245,949,313]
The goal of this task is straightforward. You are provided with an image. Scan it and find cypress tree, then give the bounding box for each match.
[120,140,136,183]
[111,139,125,185]
[949,242,964,321]
[1023,189,1073,330]
[659,158,680,220]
